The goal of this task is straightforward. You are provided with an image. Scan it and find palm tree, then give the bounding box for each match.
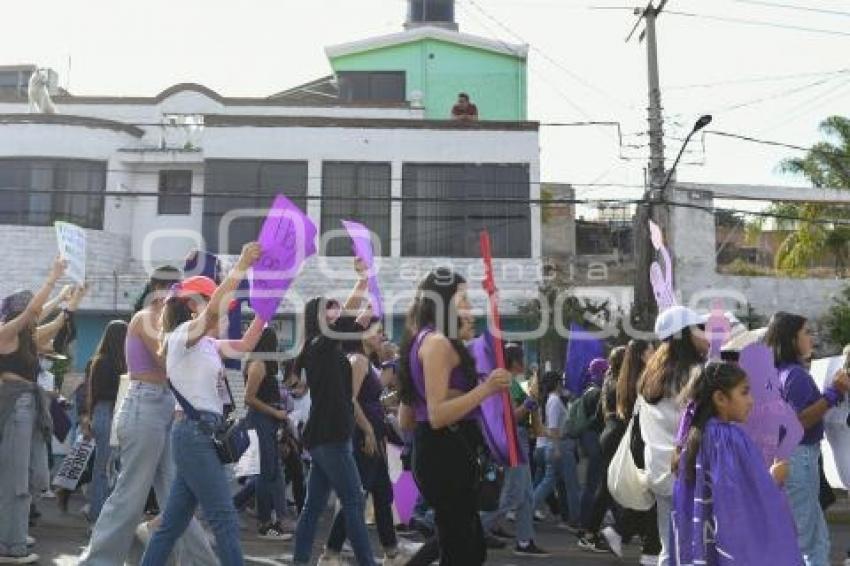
[774,115,850,276]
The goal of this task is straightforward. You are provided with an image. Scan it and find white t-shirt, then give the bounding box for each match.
[167,321,225,416]
[537,392,567,449]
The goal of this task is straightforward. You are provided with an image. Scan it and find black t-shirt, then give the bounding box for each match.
[250,362,281,407]
[300,336,354,449]
[90,357,121,405]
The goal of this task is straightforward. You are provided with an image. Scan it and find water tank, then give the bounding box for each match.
[406,0,457,31]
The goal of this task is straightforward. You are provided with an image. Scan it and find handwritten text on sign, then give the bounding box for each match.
[55,221,86,284]
[53,435,95,491]
[250,195,317,321]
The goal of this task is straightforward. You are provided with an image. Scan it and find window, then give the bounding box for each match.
[408,0,455,23]
[402,163,531,258]
[202,160,307,254]
[321,162,391,256]
[0,158,106,228]
[158,170,192,215]
[338,72,405,103]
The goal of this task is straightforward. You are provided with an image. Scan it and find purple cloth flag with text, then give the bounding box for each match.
[469,331,525,466]
[670,419,802,565]
[250,195,317,322]
[341,220,384,319]
[564,322,605,395]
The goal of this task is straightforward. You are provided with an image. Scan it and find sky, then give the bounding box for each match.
[6,0,850,212]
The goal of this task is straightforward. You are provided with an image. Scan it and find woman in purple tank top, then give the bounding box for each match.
[397,268,511,566]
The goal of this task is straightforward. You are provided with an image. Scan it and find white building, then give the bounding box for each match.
[0,21,542,366]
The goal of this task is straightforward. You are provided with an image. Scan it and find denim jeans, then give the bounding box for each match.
[327,431,397,552]
[656,494,672,566]
[80,381,216,566]
[533,437,581,525]
[293,440,376,565]
[786,444,830,566]
[249,410,288,524]
[142,412,243,566]
[578,429,603,529]
[481,427,535,543]
[89,401,114,523]
[0,392,39,558]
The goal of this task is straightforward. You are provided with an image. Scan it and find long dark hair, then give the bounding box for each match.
[246,326,279,380]
[673,362,748,483]
[765,311,808,367]
[158,296,194,358]
[91,320,128,376]
[398,268,476,405]
[617,339,653,420]
[294,296,340,374]
[538,370,562,426]
[639,328,705,404]
[133,265,181,313]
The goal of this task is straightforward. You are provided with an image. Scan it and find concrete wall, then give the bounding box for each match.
[669,185,847,328]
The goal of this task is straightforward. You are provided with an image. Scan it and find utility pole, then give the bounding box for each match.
[629,0,668,331]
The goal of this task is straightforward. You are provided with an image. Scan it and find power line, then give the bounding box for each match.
[710,75,845,114]
[735,0,850,17]
[665,68,850,91]
[664,9,850,38]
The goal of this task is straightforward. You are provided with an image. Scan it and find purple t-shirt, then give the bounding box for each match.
[778,363,824,445]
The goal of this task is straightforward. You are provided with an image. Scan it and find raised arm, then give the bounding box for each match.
[422,333,510,429]
[185,242,261,348]
[0,257,66,344]
[216,316,265,358]
[37,284,88,350]
[342,258,368,313]
[39,285,73,323]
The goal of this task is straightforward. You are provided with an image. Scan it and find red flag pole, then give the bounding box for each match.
[480,231,520,467]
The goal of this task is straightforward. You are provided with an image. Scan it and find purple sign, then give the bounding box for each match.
[392,471,419,525]
[341,220,384,319]
[564,322,605,395]
[738,343,804,466]
[250,195,317,322]
[649,220,677,310]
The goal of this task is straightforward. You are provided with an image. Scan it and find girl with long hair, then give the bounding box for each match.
[80,264,218,566]
[670,362,800,565]
[765,312,850,565]
[140,243,264,566]
[242,326,292,540]
[638,306,709,566]
[84,320,128,523]
[0,257,65,564]
[291,296,377,566]
[397,268,511,565]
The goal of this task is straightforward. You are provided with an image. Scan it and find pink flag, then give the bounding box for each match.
[250,195,317,321]
[341,220,384,319]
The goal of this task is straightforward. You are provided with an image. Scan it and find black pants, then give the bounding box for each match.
[412,421,486,566]
[588,417,660,555]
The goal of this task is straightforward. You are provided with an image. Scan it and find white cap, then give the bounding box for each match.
[654,305,708,340]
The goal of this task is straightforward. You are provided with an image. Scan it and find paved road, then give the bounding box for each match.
[27,491,850,565]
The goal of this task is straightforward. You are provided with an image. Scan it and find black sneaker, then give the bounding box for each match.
[491,525,515,540]
[485,534,507,550]
[514,541,551,558]
[577,534,611,554]
[258,524,293,541]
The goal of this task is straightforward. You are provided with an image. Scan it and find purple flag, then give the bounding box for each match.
[469,331,525,466]
[341,220,384,318]
[564,322,605,395]
[392,471,419,525]
[670,419,802,565]
[250,195,317,322]
[738,343,804,465]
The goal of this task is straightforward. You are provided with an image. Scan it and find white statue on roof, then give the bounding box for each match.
[28,69,57,114]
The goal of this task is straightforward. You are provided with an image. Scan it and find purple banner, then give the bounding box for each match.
[250,195,317,322]
[738,343,804,466]
[564,322,605,395]
[341,220,384,319]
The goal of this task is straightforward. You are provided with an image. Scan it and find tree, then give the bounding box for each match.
[824,285,850,349]
[776,116,850,276]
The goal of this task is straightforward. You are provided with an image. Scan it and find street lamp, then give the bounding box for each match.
[659,114,712,193]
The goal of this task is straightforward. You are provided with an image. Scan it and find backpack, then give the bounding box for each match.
[561,386,600,438]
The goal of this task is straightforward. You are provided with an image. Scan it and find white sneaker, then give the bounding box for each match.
[383,543,421,565]
[640,554,659,565]
[25,537,34,547]
[506,511,516,522]
[0,554,39,564]
[533,510,546,521]
[601,526,623,558]
[41,490,56,500]
[317,552,344,566]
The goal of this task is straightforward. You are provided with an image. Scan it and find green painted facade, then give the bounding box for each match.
[329,37,527,121]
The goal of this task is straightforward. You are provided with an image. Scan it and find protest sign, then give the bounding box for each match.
[55,221,86,284]
[341,220,384,318]
[53,435,95,491]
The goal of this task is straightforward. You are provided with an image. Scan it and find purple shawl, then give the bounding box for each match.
[670,419,802,566]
